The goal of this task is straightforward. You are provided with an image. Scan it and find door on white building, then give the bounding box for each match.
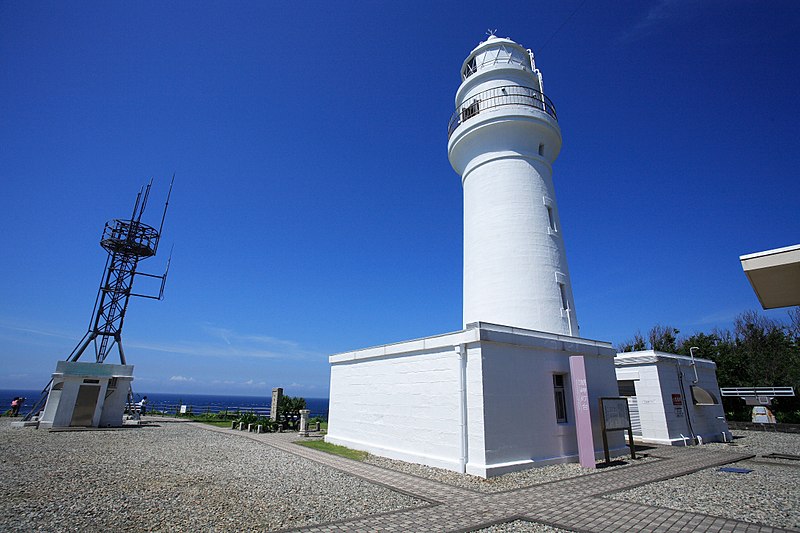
[70,385,100,427]
[617,380,642,436]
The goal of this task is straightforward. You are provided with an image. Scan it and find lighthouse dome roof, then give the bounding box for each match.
[460,36,533,82]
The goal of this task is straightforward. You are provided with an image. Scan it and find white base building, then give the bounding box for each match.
[614,351,730,446]
[37,361,133,429]
[326,323,625,478]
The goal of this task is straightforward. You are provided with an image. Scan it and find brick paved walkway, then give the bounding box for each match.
[195,423,793,532]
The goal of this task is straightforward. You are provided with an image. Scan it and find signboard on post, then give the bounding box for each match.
[599,397,636,464]
[602,397,630,430]
[569,356,596,470]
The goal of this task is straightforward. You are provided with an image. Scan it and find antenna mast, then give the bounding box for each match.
[70,179,173,365]
[22,179,174,424]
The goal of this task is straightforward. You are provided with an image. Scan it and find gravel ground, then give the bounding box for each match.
[0,418,424,532]
[4,419,798,532]
[608,430,800,531]
[473,520,571,533]
[704,427,800,456]
[364,451,653,494]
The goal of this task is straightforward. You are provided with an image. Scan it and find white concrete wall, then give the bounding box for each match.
[475,342,577,475]
[472,341,623,476]
[39,385,63,426]
[459,154,576,336]
[687,369,729,443]
[616,352,730,445]
[39,361,134,429]
[327,344,464,471]
[464,343,486,472]
[448,36,577,336]
[656,362,729,444]
[631,365,671,443]
[39,377,81,429]
[98,377,133,427]
[327,325,624,478]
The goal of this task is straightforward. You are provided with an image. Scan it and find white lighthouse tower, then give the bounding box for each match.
[326,35,624,477]
[448,35,578,336]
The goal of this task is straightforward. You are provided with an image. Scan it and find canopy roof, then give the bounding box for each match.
[740,244,800,309]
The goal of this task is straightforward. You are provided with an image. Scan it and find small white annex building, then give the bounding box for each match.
[615,351,730,446]
[37,361,133,429]
[326,35,624,477]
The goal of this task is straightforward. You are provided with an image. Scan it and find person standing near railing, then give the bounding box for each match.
[138,396,148,417]
[10,397,22,417]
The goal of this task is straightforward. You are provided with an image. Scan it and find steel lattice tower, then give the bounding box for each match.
[68,179,173,364]
[23,179,173,421]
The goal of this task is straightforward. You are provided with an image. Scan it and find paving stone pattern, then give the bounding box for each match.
[198,424,795,533]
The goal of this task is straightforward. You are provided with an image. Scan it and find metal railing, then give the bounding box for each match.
[720,387,795,397]
[447,85,557,138]
[137,401,328,420]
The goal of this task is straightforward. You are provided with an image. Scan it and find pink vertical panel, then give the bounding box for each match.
[569,355,596,469]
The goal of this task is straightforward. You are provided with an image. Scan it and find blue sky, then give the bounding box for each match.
[1,1,798,398]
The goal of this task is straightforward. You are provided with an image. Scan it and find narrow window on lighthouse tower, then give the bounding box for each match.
[538,143,545,156]
[546,205,556,232]
[559,282,569,311]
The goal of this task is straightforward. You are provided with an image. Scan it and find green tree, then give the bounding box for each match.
[618,310,800,422]
[676,331,719,359]
[617,331,646,353]
[278,395,307,429]
[279,395,307,413]
[733,311,798,388]
[676,330,738,387]
[734,310,800,421]
[788,307,800,344]
[648,324,679,353]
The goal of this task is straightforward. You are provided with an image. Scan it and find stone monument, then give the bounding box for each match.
[270,387,283,422]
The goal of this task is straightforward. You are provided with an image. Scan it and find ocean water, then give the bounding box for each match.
[1,389,43,415]
[0,389,329,420]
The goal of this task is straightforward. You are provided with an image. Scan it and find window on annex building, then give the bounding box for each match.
[618,380,637,397]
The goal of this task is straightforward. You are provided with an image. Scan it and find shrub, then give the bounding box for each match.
[237,412,259,425]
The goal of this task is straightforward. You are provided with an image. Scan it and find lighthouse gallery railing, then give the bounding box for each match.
[447,85,557,138]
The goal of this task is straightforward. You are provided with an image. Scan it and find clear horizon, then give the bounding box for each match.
[0,388,330,400]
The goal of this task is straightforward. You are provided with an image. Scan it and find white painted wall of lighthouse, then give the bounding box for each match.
[462,154,576,335]
[449,38,577,336]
